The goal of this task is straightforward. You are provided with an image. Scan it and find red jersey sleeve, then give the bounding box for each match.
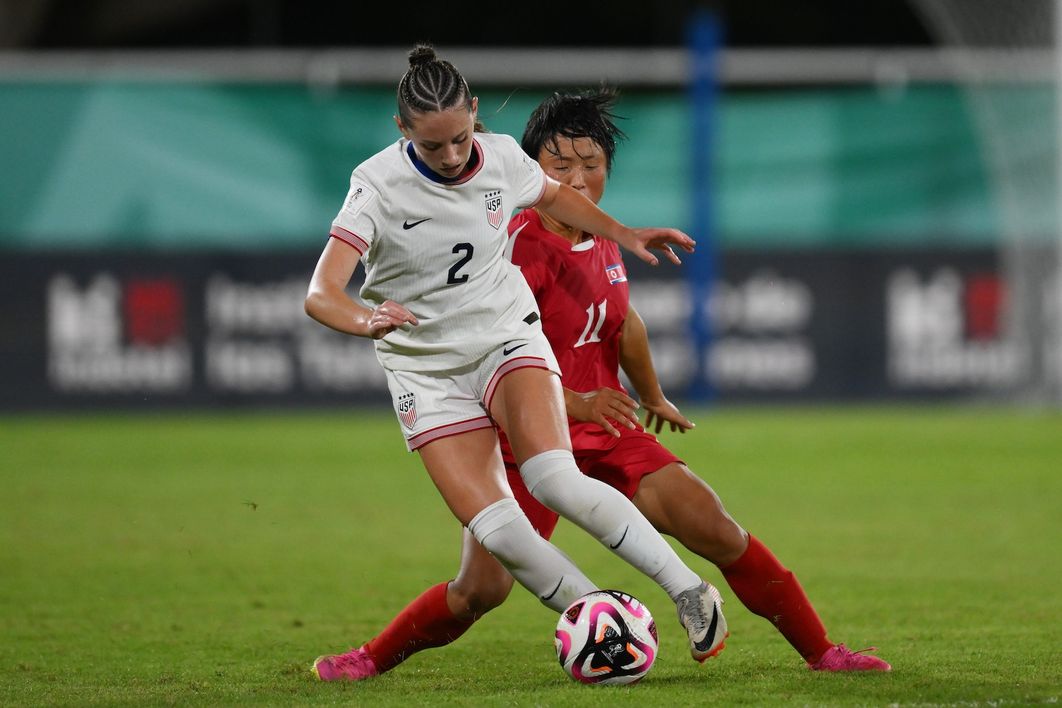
[507,210,558,299]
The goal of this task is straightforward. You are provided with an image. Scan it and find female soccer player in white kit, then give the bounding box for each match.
[305,44,726,680]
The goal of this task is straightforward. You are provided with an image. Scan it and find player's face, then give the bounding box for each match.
[397,97,479,178]
[537,137,607,205]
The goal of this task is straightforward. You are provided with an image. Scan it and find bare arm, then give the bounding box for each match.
[304,237,418,339]
[619,305,694,434]
[536,180,695,267]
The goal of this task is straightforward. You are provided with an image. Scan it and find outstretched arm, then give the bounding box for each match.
[305,237,419,339]
[535,179,695,266]
[619,305,694,434]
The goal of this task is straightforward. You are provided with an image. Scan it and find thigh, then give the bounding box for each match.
[481,331,570,465]
[489,367,571,464]
[418,426,512,526]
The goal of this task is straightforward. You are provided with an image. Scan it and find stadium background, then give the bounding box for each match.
[3,0,1059,410]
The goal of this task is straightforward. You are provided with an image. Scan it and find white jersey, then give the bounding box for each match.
[330,132,548,372]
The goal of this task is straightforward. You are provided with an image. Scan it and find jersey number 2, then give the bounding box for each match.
[574,300,607,348]
[447,243,474,284]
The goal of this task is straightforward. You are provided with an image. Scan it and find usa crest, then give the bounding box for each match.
[397,392,417,429]
[484,190,503,229]
[605,262,627,285]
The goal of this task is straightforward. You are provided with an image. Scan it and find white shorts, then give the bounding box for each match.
[385,332,561,451]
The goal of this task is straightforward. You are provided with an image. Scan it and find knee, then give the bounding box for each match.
[670,505,748,567]
[449,573,515,620]
[520,450,578,505]
[708,516,749,565]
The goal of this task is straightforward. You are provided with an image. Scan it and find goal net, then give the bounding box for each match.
[909,0,1062,405]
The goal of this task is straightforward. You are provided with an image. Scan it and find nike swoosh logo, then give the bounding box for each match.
[608,526,628,549]
[541,578,564,602]
[502,343,528,356]
[402,218,432,230]
[693,604,720,652]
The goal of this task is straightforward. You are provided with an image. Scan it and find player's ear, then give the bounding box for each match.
[471,96,478,118]
[394,115,410,138]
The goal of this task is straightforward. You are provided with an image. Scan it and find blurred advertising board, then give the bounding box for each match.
[627,249,1022,401]
[0,248,1028,410]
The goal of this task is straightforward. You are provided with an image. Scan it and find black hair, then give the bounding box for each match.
[520,86,627,174]
[397,43,484,131]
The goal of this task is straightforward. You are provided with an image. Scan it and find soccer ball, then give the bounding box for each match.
[554,590,658,685]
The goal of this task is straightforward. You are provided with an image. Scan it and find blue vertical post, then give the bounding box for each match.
[686,9,720,402]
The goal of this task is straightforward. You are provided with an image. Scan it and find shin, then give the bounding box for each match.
[520,449,701,600]
[467,497,594,612]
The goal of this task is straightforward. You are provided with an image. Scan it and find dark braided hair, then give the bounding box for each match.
[520,86,627,174]
[397,44,483,131]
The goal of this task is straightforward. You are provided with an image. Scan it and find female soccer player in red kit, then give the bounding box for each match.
[322,86,890,679]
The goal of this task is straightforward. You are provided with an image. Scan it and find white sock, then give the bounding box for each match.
[467,497,596,612]
[520,449,701,601]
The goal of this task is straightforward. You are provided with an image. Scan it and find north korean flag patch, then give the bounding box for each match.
[605,262,627,285]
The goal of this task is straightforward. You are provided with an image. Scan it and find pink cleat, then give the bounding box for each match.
[810,644,891,672]
[312,646,379,681]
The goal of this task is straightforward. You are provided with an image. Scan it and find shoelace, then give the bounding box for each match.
[845,645,878,656]
[333,651,368,670]
[680,593,708,635]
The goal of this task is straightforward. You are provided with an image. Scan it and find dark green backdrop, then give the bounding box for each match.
[2,82,1053,250]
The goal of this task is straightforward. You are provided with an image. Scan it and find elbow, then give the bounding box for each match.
[304,291,321,322]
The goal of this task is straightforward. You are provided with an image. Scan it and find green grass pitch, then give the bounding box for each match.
[1,406,1060,706]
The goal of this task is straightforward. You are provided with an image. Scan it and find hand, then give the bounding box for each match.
[569,388,640,438]
[624,227,696,266]
[642,396,694,435]
[366,300,418,339]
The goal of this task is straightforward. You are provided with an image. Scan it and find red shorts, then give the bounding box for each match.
[504,427,681,540]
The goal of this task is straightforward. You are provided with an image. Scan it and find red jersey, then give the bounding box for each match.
[503,208,632,452]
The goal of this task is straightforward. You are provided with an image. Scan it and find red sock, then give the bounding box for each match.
[720,535,834,664]
[362,582,476,672]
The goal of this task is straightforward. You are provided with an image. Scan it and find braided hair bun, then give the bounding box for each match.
[408,44,437,68]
